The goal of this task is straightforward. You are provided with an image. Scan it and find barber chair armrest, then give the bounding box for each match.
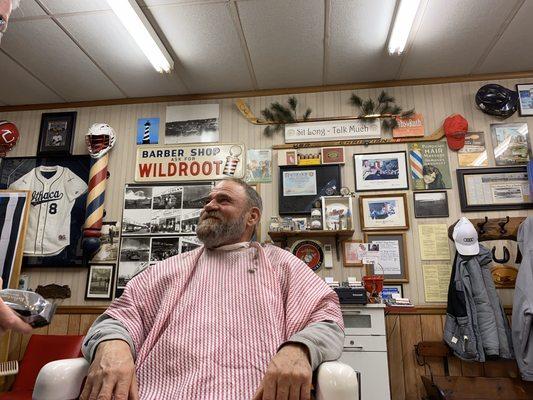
[33,357,89,400]
[315,361,360,400]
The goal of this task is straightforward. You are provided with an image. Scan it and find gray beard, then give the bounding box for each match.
[196,212,246,249]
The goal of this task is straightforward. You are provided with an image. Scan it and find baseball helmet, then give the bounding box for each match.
[475,84,518,119]
[85,123,116,158]
[0,120,20,157]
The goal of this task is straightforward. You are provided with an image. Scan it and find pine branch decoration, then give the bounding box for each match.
[260,96,312,136]
[349,90,415,131]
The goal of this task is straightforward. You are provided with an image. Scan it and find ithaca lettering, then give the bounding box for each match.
[31,190,63,206]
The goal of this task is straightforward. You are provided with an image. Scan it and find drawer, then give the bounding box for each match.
[343,335,387,352]
[342,307,385,336]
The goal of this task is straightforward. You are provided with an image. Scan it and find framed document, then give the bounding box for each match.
[364,232,408,283]
[456,166,533,211]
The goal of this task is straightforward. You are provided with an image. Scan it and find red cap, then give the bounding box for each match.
[443,114,468,151]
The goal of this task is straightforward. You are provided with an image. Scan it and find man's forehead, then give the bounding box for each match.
[210,181,245,198]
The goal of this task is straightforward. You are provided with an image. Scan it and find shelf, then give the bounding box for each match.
[268,230,355,261]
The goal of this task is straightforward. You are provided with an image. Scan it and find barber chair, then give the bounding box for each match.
[0,334,84,400]
[33,358,360,400]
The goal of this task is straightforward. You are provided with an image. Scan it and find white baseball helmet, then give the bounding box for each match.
[85,123,116,159]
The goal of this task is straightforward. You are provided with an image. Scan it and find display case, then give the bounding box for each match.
[321,195,353,231]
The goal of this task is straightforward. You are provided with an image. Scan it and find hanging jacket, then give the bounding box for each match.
[444,244,514,362]
[512,217,533,380]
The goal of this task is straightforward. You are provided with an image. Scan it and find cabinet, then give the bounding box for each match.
[339,304,390,400]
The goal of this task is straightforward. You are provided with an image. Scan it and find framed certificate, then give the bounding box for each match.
[456,166,533,211]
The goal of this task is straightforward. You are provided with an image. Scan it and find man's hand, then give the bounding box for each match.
[80,339,139,400]
[0,278,32,336]
[252,343,312,400]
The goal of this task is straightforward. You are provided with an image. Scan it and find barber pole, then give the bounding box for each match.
[84,154,109,237]
[143,121,151,144]
[409,144,423,179]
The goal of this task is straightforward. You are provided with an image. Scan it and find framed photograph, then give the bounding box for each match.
[490,123,531,166]
[353,151,409,192]
[382,284,403,299]
[137,118,159,145]
[364,232,408,283]
[413,191,449,218]
[165,104,219,144]
[321,195,353,230]
[457,166,533,211]
[321,147,345,164]
[342,240,363,267]
[85,264,115,300]
[279,165,341,215]
[0,156,90,267]
[358,193,409,231]
[37,112,77,156]
[90,222,120,263]
[292,217,308,231]
[517,84,533,116]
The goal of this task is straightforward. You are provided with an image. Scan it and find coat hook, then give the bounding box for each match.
[477,216,489,235]
[498,216,510,235]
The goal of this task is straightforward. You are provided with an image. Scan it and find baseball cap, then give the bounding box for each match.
[452,217,479,256]
[443,114,468,151]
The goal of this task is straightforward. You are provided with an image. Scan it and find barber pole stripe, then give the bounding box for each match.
[143,121,151,144]
[84,154,109,236]
[223,156,239,176]
[409,146,423,179]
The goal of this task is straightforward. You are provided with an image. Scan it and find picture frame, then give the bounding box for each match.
[353,151,409,192]
[37,112,77,156]
[85,264,115,300]
[278,165,341,215]
[364,232,408,283]
[517,84,533,116]
[382,284,404,299]
[342,240,363,267]
[490,122,531,166]
[0,191,31,289]
[0,156,91,267]
[413,191,449,218]
[358,193,409,231]
[456,166,533,212]
[291,217,308,231]
[321,195,353,230]
[321,147,345,164]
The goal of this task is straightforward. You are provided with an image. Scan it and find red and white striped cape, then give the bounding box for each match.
[106,242,343,400]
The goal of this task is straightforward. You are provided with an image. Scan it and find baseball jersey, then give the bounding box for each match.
[9,166,88,256]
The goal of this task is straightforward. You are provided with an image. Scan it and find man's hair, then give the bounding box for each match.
[221,178,263,212]
[12,0,20,10]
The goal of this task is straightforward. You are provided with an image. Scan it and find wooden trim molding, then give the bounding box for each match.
[386,305,513,315]
[2,70,533,112]
[56,306,107,314]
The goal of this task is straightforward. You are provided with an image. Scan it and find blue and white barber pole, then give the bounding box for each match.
[409,144,423,180]
[143,121,151,144]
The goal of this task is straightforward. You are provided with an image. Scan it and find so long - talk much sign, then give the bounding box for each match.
[135,144,245,182]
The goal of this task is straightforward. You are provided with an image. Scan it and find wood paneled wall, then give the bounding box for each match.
[1,77,532,305]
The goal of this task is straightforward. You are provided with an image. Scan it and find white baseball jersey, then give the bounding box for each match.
[9,166,88,256]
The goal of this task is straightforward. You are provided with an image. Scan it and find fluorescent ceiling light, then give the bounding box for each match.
[107,0,174,73]
[388,0,421,55]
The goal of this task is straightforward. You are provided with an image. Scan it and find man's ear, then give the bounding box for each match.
[247,207,261,227]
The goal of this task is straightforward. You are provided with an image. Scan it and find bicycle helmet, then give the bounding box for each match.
[475,84,518,119]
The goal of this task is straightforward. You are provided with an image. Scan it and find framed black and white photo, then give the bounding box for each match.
[517,84,533,116]
[353,151,409,192]
[278,165,341,215]
[165,104,219,144]
[85,264,115,300]
[37,112,77,156]
[413,191,449,218]
[457,166,533,212]
[358,193,409,231]
[364,232,408,283]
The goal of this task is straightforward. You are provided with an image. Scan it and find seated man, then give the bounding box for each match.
[81,178,344,400]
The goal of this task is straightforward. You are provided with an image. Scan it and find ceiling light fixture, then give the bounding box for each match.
[107,0,174,73]
[388,0,421,55]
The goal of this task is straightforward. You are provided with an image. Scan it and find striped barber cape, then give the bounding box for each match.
[105,242,343,400]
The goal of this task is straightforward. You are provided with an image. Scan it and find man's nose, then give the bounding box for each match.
[203,199,219,211]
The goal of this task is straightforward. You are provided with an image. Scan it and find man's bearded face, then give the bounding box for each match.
[196,208,247,248]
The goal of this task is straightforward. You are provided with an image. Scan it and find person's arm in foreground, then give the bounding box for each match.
[0,278,32,336]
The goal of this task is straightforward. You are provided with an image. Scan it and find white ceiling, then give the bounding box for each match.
[1,0,531,105]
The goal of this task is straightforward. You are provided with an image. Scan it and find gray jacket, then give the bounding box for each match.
[444,244,513,362]
[512,217,533,380]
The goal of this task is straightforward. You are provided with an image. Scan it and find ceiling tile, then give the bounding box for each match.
[327,0,400,85]
[39,0,110,14]
[0,51,64,105]
[10,0,46,18]
[237,0,324,89]
[57,11,187,97]
[476,1,533,74]
[147,2,253,93]
[400,0,518,79]
[2,19,124,101]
